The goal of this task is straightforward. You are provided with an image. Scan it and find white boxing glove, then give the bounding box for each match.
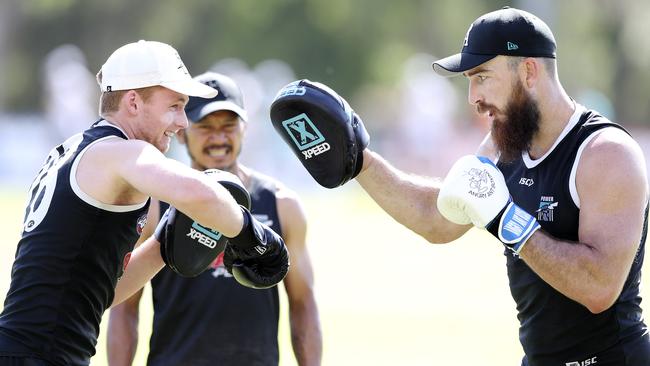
[437,155,540,254]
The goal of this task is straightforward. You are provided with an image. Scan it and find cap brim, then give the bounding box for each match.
[187,100,248,122]
[161,79,218,98]
[432,53,497,77]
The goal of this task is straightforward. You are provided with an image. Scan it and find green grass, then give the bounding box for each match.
[1,185,644,365]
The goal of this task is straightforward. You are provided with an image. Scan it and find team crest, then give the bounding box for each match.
[210,252,233,279]
[536,196,558,222]
[136,213,148,235]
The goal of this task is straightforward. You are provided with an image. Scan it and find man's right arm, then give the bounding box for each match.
[107,288,143,366]
[269,79,470,244]
[356,149,471,243]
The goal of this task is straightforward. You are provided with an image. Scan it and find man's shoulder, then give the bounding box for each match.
[247,168,294,198]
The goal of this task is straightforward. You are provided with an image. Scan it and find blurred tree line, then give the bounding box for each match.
[0,0,648,124]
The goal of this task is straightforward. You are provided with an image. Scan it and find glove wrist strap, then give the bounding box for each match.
[487,202,540,254]
[229,206,266,251]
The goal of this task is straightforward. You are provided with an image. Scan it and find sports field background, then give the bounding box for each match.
[2,186,649,365]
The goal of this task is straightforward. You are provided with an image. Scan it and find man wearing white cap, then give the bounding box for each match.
[0,40,288,366]
[108,72,322,366]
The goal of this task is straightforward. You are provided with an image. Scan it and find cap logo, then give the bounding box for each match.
[463,24,473,47]
[507,42,519,51]
[173,51,189,76]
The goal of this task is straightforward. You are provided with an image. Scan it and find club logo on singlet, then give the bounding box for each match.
[136,213,147,235]
[536,196,558,222]
[210,252,233,279]
[281,113,330,159]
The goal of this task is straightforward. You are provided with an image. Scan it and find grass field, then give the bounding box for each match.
[2,185,644,365]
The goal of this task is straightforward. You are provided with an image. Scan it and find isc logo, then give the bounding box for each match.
[282,113,328,160]
[566,356,597,366]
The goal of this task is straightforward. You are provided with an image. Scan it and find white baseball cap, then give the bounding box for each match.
[98,40,218,98]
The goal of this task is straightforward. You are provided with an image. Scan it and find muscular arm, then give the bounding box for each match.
[277,187,322,366]
[519,129,648,313]
[107,288,143,366]
[108,200,159,365]
[77,139,245,303]
[80,138,244,237]
[355,149,470,243]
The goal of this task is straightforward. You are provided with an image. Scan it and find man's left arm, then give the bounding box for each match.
[276,186,322,366]
[520,128,648,313]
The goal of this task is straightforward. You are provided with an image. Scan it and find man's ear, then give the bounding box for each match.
[177,128,188,145]
[522,58,540,89]
[122,90,144,116]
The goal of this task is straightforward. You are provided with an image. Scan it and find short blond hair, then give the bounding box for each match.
[96,70,157,116]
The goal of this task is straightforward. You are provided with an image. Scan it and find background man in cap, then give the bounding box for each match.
[271,7,649,366]
[107,72,322,366]
[0,41,287,366]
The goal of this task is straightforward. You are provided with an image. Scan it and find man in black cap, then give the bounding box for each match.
[270,7,650,366]
[107,72,322,366]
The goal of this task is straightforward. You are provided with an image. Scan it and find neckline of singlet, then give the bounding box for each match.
[521,102,585,169]
[95,119,130,140]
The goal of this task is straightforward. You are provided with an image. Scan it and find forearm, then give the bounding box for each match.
[170,179,244,238]
[107,307,139,366]
[356,150,467,243]
[112,236,164,307]
[290,299,322,366]
[519,231,624,313]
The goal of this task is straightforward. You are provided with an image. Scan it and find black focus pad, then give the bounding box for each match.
[163,170,251,277]
[270,79,369,188]
[163,208,228,277]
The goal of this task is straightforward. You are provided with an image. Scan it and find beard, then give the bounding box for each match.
[480,79,541,163]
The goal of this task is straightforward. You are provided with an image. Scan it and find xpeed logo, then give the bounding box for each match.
[188,222,222,249]
[136,213,148,235]
[276,81,306,98]
[536,196,558,222]
[282,113,330,159]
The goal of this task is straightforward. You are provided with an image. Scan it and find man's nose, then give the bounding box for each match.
[179,113,189,129]
[468,83,482,106]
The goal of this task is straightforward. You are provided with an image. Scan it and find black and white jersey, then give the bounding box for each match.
[498,105,649,366]
[0,120,149,366]
[147,171,283,366]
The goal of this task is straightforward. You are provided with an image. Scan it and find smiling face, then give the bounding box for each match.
[465,56,541,162]
[132,86,189,153]
[178,110,246,172]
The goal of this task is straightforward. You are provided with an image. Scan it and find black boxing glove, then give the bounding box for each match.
[224,207,290,289]
[270,79,369,188]
[156,170,251,277]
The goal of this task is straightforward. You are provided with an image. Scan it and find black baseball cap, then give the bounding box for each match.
[185,72,248,122]
[433,7,556,77]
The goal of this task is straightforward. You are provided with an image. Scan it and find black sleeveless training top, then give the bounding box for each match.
[0,120,149,366]
[147,171,282,366]
[498,106,649,365]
